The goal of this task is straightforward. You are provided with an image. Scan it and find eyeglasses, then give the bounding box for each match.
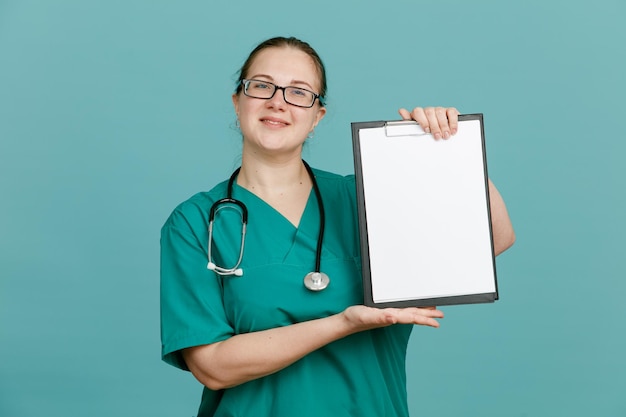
[241,79,321,108]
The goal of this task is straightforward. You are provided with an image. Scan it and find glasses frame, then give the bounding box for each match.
[241,79,321,108]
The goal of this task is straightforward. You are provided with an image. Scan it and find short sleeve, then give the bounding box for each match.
[160,205,234,370]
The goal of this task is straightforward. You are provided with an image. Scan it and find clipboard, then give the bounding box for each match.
[352,114,498,308]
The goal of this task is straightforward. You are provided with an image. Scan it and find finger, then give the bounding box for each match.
[385,307,444,325]
[406,310,443,328]
[414,308,444,328]
[392,306,444,317]
[417,317,441,328]
[447,107,460,135]
[423,107,443,139]
[398,108,412,120]
[417,307,444,318]
[434,107,452,139]
[409,107,430,133]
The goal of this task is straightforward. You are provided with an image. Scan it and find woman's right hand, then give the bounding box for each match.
[341,305,444,332]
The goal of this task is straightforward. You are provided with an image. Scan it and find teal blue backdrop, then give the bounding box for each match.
[1,0,624,416]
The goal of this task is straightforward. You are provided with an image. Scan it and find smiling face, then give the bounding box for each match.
[232,46,326,161]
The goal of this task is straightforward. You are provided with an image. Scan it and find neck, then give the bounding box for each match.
[237,155,311,192]
[236,155,313,227]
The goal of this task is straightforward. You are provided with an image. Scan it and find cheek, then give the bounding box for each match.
[237,99,252,115]
[238,103,261,126]
[306,112,321,130]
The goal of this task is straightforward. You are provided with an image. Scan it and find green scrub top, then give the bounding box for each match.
[161,168,413,417]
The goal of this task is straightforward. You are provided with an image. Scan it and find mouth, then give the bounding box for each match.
[260,117,289,127]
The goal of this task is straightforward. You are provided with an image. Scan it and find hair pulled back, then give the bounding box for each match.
[235,36,327,105]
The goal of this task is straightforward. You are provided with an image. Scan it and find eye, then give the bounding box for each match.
[250,81,270,90]
[287,87,313,99]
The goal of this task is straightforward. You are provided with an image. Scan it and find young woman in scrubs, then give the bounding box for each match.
[160,37,515,417]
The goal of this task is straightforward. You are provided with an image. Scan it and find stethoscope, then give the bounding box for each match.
[207,160,330,291]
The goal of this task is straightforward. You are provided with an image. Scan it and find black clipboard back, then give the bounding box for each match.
[352,114,498,308]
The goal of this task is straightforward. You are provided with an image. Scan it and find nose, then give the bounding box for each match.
[266,86,288,110]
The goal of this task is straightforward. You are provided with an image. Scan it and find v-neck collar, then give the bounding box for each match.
[231,182,316,231]
[229,183,322,267]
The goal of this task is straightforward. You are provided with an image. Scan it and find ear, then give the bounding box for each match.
[232,93,240,116]
[312,105,326,129]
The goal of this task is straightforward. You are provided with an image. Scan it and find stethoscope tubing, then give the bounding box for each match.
[207,160,325,279]
[303,161,325,273]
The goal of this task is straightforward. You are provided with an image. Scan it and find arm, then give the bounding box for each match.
[183,306,443,390]
[488,179,515,255]
[163,191,442,391]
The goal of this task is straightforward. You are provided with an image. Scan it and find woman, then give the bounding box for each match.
[160,36,515,417]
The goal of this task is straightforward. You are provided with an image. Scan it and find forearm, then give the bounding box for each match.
[183,313,353,390]
[488,179,515,255]
[182,304,443,390]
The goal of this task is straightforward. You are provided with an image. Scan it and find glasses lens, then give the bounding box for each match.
[285,87,315,107]
[244,80,275,99]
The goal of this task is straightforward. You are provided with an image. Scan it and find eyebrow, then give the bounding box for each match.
[249,74,315,91]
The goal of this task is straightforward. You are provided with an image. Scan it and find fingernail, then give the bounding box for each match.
[434,132,441,140]
[443,131,450,139]
[424,127,430,133]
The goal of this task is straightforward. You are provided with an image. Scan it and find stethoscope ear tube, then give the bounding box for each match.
[207,261,244,277]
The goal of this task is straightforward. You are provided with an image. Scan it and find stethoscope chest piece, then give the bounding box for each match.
[304,271,330,292]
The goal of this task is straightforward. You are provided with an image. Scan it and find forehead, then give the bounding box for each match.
[246,47,321,89]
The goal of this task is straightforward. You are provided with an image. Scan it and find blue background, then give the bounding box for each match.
[1,0,624,416]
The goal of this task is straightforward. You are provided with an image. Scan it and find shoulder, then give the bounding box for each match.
[310,167,357,211]
[310,167,356,189]
[161,180,229,233]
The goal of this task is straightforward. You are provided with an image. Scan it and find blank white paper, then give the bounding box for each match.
[358,119,496,303]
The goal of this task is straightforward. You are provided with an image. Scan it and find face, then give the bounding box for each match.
[232,47,326,159]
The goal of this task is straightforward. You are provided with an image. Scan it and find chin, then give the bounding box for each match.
[248,134,304,153]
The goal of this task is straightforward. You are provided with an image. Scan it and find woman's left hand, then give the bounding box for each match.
[398,107,460,140]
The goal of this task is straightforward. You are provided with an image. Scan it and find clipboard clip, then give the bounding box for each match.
[384,121,428,137]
